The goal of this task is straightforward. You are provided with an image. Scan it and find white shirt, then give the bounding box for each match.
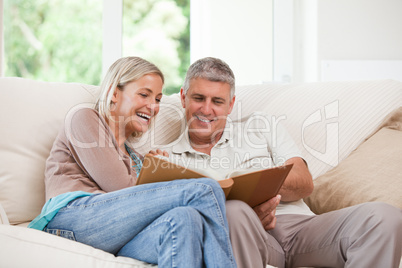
[164,112,314,216]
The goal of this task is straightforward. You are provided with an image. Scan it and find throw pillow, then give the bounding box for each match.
[304,108,402,214]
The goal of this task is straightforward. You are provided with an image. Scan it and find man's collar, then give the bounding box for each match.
[171,126,198,155]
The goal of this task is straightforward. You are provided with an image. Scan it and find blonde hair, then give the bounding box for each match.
[95,57,164,137]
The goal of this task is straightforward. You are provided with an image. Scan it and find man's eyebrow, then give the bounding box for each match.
[191,93,205,98]
[212,96,226,102]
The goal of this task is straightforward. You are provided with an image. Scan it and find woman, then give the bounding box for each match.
[29,57,236,268]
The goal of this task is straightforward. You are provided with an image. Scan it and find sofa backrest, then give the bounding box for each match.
[0,78,100,224]
[1,77,401,225]
[231,80,402,179]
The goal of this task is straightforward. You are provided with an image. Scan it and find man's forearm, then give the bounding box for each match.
[278,157,314,202]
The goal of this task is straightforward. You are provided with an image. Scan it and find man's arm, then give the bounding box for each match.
[279,157,314,202]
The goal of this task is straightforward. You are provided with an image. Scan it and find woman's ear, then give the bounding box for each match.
[111,87,119,103]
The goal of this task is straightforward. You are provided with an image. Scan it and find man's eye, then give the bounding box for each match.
[194,97,203,101]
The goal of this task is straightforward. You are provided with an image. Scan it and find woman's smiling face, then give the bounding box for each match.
[111,73,163,136]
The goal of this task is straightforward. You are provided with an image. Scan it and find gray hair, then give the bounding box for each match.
[183,57,235,98]
[95,56,164,137]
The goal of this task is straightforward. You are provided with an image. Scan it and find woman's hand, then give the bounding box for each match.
[253,194,281,231]
[148,149,169,157]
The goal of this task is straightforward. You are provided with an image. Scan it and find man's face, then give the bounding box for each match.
[181,78,235,144]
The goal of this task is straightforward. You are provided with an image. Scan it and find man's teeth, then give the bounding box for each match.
[137,113,151,120]
[197,115,214,123]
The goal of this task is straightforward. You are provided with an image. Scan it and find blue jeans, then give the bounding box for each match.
[44,178,236,268]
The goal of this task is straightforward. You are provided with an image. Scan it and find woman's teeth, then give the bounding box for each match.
[137,113,151,121]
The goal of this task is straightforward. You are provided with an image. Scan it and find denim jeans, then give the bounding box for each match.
[44,178,236,268]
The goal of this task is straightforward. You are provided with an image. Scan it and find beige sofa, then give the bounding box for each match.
[1,77,401,267]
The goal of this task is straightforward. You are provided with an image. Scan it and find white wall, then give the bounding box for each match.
[191,0,273,86]
[295,0,402,83]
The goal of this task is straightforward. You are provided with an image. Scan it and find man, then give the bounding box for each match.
[165,57,402,267]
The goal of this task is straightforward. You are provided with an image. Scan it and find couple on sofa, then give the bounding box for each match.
[29,56,401,268]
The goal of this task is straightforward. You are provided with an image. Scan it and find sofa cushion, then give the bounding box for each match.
[304,107,402,214]
[0,78,99,224]
[0,225,155,267]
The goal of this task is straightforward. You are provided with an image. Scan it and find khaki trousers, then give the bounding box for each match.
[226,200,402,268]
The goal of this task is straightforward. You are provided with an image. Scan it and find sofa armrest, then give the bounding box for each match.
[0,203,10,225]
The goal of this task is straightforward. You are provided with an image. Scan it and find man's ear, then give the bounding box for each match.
[228,95,236,114]
[180,88,186,108]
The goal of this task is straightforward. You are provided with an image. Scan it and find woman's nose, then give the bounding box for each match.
[147,100,159,114]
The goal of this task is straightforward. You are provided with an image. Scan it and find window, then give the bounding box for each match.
[3,0,190,93]
[122,0,190,94]
[4,0,103,85]
[2,0,281,90]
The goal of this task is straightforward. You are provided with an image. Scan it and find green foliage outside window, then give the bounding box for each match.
[123,0,190,95]
[4,0,190,95]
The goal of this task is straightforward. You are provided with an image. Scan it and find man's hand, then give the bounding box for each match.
[253,195,281,231]
[148,149,169,157]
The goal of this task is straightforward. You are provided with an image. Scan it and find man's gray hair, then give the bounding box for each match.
[183,57,235,98]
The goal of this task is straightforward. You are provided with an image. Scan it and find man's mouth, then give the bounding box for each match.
[196,115,215,123]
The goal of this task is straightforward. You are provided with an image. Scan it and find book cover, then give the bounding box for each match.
[137,154,292,207]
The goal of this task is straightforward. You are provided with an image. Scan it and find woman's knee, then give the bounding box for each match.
[189,178,225,199]
[196,177,222,190]
[166,207,203,235]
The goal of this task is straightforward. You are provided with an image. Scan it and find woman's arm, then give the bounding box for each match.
[65,108,137,191]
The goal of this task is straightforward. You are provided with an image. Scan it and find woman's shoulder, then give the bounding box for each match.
[65,107,102,127]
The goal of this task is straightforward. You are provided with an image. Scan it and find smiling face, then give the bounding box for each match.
[181,78,235,146]
[111,73,163,137]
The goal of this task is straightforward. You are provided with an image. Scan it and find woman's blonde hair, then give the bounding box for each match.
[95,57,164,137]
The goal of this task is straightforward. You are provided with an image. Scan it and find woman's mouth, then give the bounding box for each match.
[136,112,151,123]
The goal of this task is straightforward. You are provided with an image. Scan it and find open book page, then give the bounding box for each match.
[186,163,227,181]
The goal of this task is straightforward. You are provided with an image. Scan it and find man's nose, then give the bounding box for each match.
[201,100,212,114]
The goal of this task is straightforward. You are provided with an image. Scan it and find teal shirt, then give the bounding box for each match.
[28,191,93,230]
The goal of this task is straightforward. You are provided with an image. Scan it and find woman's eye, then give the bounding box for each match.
[139,93,148,98]
[156,98,161,103]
